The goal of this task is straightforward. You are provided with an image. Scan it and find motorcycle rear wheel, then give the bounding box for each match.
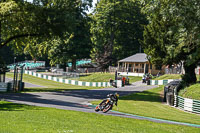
[95,100,107,112]
[103,104,112,113]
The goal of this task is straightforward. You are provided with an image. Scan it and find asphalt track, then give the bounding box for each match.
[0,81,200,128]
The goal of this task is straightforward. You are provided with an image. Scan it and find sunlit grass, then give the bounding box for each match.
[0,101,199,133]
[179,83,200,100]
[153,74,182,80]
[92,86,200,125]
[76,73,141,83]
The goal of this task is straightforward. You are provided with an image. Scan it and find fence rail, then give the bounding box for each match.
[174,95,200,114]
[24,70,111,87]
[150,79,181,85]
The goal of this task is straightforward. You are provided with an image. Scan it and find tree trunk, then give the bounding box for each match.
[0,20,2,47]
[63,62,67,72]
[182,63,197,86]
[72,58,76,72]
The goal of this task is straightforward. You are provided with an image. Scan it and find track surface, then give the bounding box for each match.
[0,81,200,128]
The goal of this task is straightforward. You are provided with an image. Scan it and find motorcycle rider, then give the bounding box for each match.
[106,93,119,106]
[95,93,120,112]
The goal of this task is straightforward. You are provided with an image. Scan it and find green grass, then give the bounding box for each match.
[92,86,200,125]
[179,83,200,100]
[153,74,182,80]
[77,73,141,83]
[6,73,98,92]
[0,101,199,133]
[153,74,200,81]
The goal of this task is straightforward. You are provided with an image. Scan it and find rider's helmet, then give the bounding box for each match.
[115,92,119,98]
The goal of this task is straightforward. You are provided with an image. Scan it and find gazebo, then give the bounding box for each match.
[117,53,165,76]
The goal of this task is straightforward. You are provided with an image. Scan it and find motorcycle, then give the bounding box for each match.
[95,98,114,113]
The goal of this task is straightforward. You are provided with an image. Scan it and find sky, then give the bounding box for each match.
[90,0,98,13]
[26,0,98,6]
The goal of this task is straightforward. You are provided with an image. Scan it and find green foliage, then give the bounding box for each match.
[33,0,93,68]
[0,0,92,68]
[142,0,200,84]
[90,0,147,69]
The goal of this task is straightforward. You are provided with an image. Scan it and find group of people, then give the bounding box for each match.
[142,73,152,83]
[109,76,128,87]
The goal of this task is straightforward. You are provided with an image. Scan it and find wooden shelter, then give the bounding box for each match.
[117,53,165,76]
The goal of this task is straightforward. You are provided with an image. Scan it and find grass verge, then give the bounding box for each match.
[77,73,141,83]
[92,86,200,125]
[179,83,200,100]
[0,101,199,133]
[6,73,99,92]
[153,74,181,80]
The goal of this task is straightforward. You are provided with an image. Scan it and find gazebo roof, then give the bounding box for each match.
[118,53,148,63]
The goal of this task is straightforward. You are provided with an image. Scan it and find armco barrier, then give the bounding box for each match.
[174,95,200,114]
[24,70,111,87]
[150,79,181,85]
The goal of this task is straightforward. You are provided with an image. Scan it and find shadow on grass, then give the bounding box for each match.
[120,91,162,102]
[79,74,92,77]
[0,102,41,111]
[23,88,89,92]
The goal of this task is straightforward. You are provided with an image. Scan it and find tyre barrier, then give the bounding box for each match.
[174,95,200,114]
[24,70,111,87]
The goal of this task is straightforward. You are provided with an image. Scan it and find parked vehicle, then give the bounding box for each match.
[142,73,152,84]
[163,80,181,102]
[109,79,117,87]
[95,93,119,113]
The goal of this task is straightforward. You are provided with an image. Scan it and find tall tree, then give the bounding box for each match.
[90,0,147,70]
[35,0,92,71]
[142,0,200,85]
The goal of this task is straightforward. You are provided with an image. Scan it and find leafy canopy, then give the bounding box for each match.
[90,0,147,69]
[142,0,200,84]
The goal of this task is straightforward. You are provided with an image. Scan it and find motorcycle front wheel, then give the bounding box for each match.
[95,105,100,112]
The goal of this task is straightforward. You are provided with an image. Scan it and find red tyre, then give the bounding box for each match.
[95,105,100,112]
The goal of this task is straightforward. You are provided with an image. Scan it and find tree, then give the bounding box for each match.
[0,0,80,59]
[34,0,92,71]
[141,0,200,85]
[90,0,147,70]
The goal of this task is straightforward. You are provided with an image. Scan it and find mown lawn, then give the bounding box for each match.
[179,83,200,100]
[153,74,182,80]
[77,73,141,83]
[0,101,199,133]
[92,86,200,125]
[6,73,98,92]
